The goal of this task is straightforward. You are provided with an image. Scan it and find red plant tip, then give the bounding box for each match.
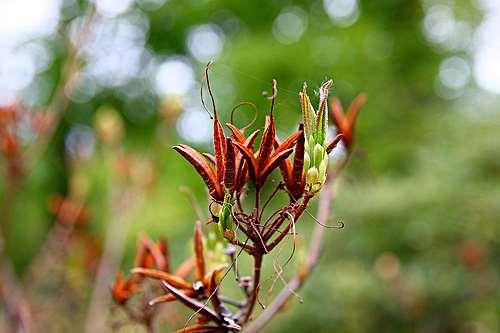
[330,93,367,149]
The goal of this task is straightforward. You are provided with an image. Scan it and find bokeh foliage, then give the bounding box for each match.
[1,0,499,332]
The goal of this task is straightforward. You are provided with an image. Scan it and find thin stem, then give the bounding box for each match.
[219,296,244,308]
[262,211,286,241]
[266,196,311,251]
[254,187,260,223]
[258,182,282,221]
[240,253,263,323]
[243,174,337,333]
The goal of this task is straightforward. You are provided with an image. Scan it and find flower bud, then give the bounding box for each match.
[306,166,319,184]
[311,182,322,193]
[318,158,327,184]
[313,143,324,167]
[307,135,315,153]
[303,152,311,172]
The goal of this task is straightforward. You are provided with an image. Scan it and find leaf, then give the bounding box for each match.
[194,221,205,281]
[173,144,223,201]
[131,268,192,290]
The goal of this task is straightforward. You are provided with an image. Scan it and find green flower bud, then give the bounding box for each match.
[311,182,322,193]
[304,152,311,172]
[306,166,319,184]
[300,80,334,196]
[313,143,324,168]
[318,158,327,184]
[308,135,315,153]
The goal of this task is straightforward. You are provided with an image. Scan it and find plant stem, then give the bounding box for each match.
[243,174,336,333]
[240,253,263,323]
[266,195,311,251]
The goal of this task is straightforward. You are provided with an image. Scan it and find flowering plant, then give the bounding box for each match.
[112,64,365,332]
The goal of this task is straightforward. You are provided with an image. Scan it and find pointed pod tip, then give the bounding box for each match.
[322,79,333,90]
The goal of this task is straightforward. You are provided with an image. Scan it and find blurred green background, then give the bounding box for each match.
[1,0,499,332]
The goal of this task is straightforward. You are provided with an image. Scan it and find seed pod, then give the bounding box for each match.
[218,203,232,235]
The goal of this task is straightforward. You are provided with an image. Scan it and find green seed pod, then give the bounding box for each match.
[218,203,232,232]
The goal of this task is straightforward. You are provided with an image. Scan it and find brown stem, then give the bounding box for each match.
[254,187,260,225]
[243,175,336,333]
[266,195,311,251]
[240,253,263,323]
[262,214,284,242]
